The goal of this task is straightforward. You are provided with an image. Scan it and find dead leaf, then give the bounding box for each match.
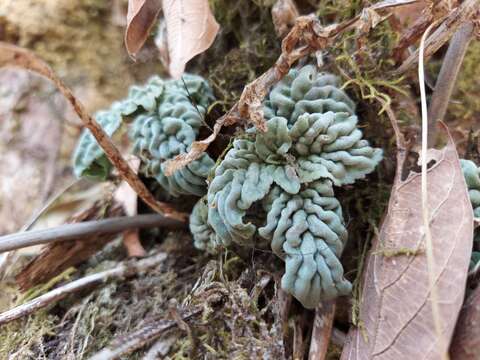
[341,129,473,359]
[272,0,299,38]
[163,0,219,79]
[125,0,162,58]
[450,285,480,359]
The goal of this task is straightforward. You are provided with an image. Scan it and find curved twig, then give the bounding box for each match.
[0,214,185,253]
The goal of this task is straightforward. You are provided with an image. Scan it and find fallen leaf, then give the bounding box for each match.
[125,0,162,58]
[450,285,480,359]
[272,0,299,38]
[163,0,219,78]
[341,129,473,360]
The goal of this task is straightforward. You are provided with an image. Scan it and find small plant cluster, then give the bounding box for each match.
[74,65,383,309]
[73,74,215,196]
[191,65,383,308]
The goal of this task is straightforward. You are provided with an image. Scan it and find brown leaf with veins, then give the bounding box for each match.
[125,0,162,58]
[341,130,473,360]
[163,0,219,79]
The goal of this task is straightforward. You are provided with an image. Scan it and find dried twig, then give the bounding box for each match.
[163,0,418,175]
[419,23,447,360]
[394,0,479,75]
[0,252,167,325]
[428,21,475,145]
[0,214,185,253]
[0,43,185,220]
[308,300,336,360]
[89,307,202,360]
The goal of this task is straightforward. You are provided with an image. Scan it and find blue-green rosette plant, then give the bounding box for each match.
[190,65,383,308]
[460,159,480,270]
[73,74,215,197]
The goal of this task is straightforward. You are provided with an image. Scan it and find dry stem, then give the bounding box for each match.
[0,214,185,253]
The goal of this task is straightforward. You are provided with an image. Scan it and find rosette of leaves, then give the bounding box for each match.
[460,159,480,270]
[73,74,215,197]
[191,65,382,308]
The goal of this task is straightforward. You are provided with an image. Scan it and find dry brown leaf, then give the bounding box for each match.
[163,0,219,79]
[272,0,299,38]
[341,130,473,360]
[125,0,162,58]
[450,285,480,359]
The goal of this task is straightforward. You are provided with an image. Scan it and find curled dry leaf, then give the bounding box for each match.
[272,0,299,38]
[449,285,480,359]
[341,129,473,360]
[163,0,219,79]
[125,0,162,58]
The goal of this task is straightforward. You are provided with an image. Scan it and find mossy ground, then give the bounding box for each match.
[0,0,478,358]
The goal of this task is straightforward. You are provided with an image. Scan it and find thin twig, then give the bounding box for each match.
[0,214,185,253]
[428,21,475,145]
[0,252,167,325]
[308,299,336,360]
[89,307,202,360]
[0,43,185,220]
[419,23,448,360]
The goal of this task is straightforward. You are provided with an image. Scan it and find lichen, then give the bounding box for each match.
[73,74,216,197]
[191,65,382,308]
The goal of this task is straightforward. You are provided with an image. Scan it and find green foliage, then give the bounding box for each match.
[191,65,382,308]
[73,74,215,197]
